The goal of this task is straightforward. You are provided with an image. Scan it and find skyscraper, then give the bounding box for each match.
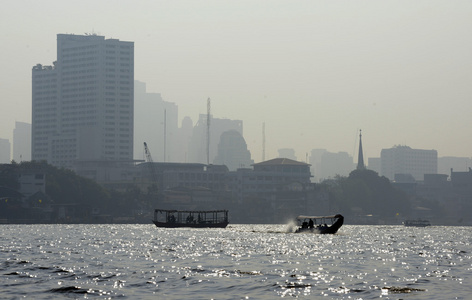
[134,80,178,162]
[32,34,134,168]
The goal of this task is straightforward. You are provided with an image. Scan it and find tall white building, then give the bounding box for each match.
[32,34,134,168]
[381,145,437,181]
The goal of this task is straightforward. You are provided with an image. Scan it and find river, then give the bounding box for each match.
[1,224,470,299]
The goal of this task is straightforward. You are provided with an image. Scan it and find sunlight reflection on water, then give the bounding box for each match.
[1,224,471,299]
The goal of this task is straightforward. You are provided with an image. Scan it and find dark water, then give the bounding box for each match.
[1,224,471,299]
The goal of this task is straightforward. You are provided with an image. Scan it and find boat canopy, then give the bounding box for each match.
[153,208,229,228]
[155,209,228,213]
[296,215,340,220]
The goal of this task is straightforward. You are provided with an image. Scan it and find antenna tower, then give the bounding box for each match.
[262,122,266,161]
[207,98,211,165]
[163,109,167,162]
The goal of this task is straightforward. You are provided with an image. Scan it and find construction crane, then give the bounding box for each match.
[143,142,158,189]
[144,142,154,163]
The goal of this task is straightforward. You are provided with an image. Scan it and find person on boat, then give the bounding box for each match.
[168,214,176,223]
[309,219,314,229]
[186,215,194,224]
[302,221,308,229]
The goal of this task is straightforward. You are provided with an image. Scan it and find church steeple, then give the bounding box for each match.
[357,129,365,170]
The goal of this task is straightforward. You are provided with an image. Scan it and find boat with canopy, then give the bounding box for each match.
[294,214,344,234]
[152,209,229,228]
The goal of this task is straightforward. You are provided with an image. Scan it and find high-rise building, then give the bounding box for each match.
[187,114,243,164]
[309,149,327,182]
[380,146,437,181]
[133,80,178,162]
[214,130,254,171]
[316,151,355,181]
[13,121,31,162]
[32,34,134,168]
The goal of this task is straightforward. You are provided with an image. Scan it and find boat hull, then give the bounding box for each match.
[152,220,229,228]
[295,224,341,234]
[403,220,431,227]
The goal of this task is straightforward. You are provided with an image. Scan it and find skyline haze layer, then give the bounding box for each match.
[1,0,472,162]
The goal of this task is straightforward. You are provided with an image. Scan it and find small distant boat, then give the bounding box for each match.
[403,219,431,227]
[295,214,344,234]
[152,209,229,228]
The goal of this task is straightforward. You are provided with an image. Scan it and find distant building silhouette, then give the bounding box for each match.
[309,149,327,182]
[175,116,194,163]
[18,171,46,199]
[213,130,254,171]
[13,121,31,162]
[438,156,472,176]
[312,151,355,182]
[32,34,134,169]
[278,148,296,160]
[187,114,243,164]
[226,157,316,222]
[136,162,228,193]
[134,80,178,162]
[450,168,472,188]
[0,138,10,163]
[380,145,437,181]
[367,157,381,174]
[227,157,311,202]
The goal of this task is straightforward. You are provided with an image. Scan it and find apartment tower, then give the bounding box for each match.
[381,145,437,181]
[32,34,134,168]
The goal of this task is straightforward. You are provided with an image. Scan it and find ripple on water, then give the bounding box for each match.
[1,224,472,299]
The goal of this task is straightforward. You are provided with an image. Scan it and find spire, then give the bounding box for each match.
[357,129,365,170]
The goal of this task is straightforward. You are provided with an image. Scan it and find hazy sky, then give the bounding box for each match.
[1,0,472,162]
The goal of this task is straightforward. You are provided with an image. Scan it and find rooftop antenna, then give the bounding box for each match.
[207,98,211,165]
[164,109,167,162]
[262,122,266,161]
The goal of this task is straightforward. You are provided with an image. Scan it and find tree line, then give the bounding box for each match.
[0,161,444,224]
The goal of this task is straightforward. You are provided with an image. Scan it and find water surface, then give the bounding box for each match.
[1,224,471,299]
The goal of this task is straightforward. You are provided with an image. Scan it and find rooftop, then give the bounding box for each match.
[253,158,310,166]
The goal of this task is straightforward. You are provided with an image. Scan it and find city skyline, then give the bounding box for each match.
[2,1,472,162]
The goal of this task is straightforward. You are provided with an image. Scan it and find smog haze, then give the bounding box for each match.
[1,0,472,161]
